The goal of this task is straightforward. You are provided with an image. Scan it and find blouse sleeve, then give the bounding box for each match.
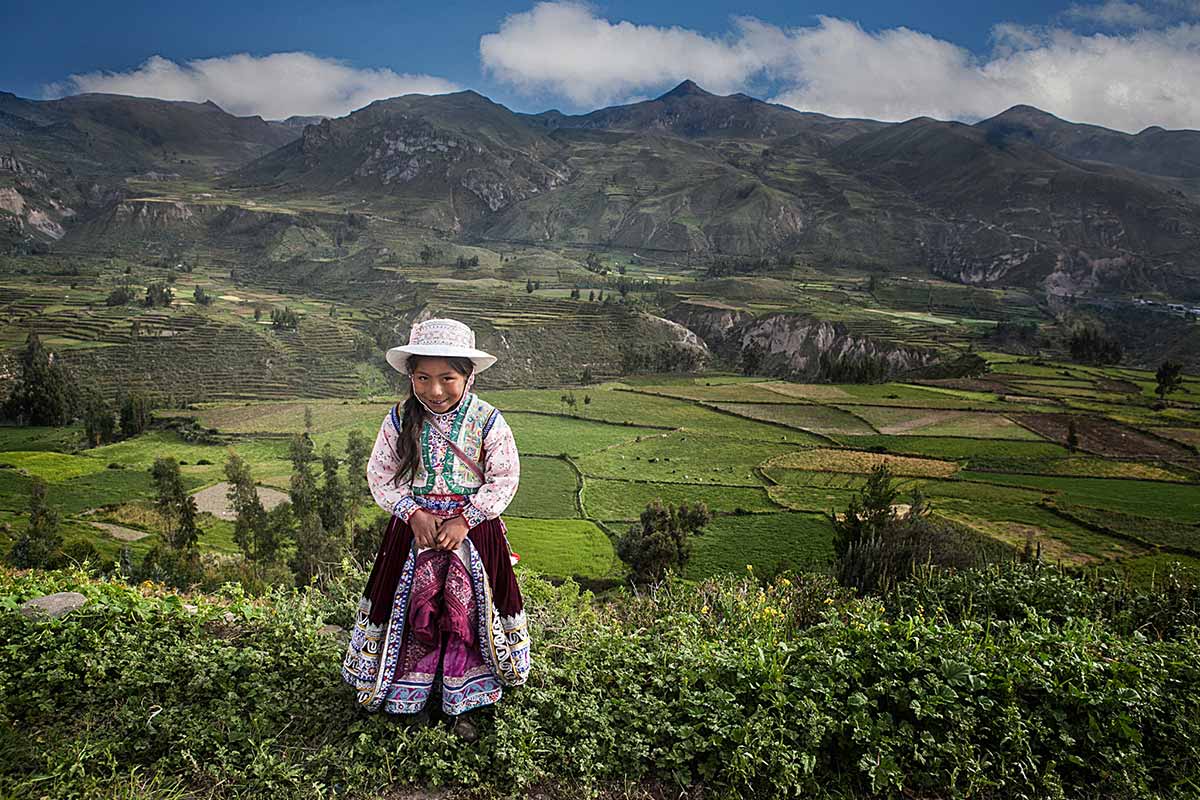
[366,409,421,522]
[460,410,520,527]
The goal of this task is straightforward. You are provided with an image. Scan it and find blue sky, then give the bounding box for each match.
[6,0,1200,131]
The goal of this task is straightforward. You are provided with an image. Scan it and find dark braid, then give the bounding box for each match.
[392,354,475,484]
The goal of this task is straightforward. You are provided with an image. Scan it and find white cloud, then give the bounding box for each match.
[479,2,767,107]
[45,53,459,119]
[479,1,1200,132]
[1062,1,1160,28]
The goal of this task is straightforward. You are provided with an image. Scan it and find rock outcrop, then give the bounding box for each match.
[669,302,940,381]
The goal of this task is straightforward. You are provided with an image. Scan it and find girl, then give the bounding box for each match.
[341,318,529,741]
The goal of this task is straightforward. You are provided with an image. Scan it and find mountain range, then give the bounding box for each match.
[3,82,1200,302]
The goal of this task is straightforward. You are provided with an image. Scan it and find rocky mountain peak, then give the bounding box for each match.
[656,80,712,101]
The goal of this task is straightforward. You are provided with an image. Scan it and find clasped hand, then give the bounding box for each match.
[410,509,470,551]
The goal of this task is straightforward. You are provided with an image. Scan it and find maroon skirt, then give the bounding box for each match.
[362,514,524,626]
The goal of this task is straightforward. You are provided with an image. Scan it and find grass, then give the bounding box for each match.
[505,413,659,457]
[575,430,795,485]
[0,451,109,481]
[488,388,821,444]
[505,456,579,519]
[503,517,615,579]
[712,403,875,435]
[765,448,960,477]
[831,435,1069,465]
[958,472,1200,523]
[685,512,835,579]
[584,478,777,521]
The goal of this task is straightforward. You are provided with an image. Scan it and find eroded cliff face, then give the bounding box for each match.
[668,302,939,381]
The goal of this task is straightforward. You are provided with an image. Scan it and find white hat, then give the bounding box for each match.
[385,318,497,374]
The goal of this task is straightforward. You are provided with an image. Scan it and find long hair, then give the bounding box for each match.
[392,354,475,484]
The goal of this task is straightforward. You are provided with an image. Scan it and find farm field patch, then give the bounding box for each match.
[764,448,960,477]
[576,430,797,485]
[713,403,875,435]
[504,413,659,457]
[505,456,579,519]
[584,477,777,521]
[958,471,1200,523]
[504,518,615,579]
[686,512,834,579]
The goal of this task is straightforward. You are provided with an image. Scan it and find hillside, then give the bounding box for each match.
[3,562,1198,799]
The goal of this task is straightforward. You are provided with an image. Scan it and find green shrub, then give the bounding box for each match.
[1,564,1198,799]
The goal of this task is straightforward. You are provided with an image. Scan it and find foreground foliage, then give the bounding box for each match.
[2,560,1199,799]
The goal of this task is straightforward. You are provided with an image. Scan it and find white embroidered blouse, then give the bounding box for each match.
[366,394,520,528]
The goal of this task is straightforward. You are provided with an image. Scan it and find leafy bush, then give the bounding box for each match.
[2,564,1198,799]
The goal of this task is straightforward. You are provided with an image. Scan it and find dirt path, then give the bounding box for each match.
[191,482,289,520]
[90,522,151,542]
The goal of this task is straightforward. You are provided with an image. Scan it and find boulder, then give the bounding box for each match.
[19,592,88,619]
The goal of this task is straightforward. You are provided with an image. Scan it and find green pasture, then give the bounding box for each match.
[487,388,820,443]
[583,478,777,521]
[504,457,579,519]
[958,472,1200,524]
[831,435,1069,466]
[686,512,835,579]
[574,430,795,485]
[503,518,615,579]
[505,413,658,457]
[634,381,809,403]
[713,403,875,435]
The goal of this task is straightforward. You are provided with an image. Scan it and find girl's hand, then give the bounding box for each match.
[410,509,441,549]
[435,516,471,551]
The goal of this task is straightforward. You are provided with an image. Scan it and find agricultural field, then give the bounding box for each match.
[1,342,1198,585]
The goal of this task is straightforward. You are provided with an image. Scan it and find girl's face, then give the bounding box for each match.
[410,357,468,413]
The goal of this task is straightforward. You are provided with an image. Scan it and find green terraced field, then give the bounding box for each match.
[505,456,580,519]
[503,518,615,579]
[575,430,796,485]
[686,512,835,579]
[713,403,875,435]
[583,478,777,521]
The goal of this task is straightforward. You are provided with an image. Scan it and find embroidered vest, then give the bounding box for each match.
[392,393,497,496]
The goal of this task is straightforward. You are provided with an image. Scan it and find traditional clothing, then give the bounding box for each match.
[341,390,529,716]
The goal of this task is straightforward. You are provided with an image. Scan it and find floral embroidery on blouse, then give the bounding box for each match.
[366,395,520,526]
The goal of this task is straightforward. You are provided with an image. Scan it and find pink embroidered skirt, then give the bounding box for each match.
[341,514,530,715]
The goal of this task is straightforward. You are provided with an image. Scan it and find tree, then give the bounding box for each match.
[526,278,534,294]
[151,457,198,550]
[271,306,300,331]
[318,443,348,535]
[3,332,79,426]
[559,391,577,415]
[82,392,117,447]
[588,290,595,302]
[144,282,173,308]
[1155,361,1184,404]
[288,434,339,586]
[6,477,63,568]
[192,285,213,306]
[827,463,899,562]
[304,405,314,433]
[224,450,284,578]
[1066,419,1079,452]
[119,393,151,438]
[345,429,371,494]
[617,500,710,583]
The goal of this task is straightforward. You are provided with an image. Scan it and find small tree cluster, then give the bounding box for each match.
[192,285,214,306]
[1068,324,1122,365]
[5,477,63,569]
[829,464,1007,594]
[105,285,136,306]
[617,500,711,583]
[2,332,80,426]
[144,282,173,308]
[271,306,300,331]
[1155,361,1184,405]
[455,255,480,269]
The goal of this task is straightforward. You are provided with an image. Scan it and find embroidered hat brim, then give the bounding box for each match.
[385,344,497,374]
